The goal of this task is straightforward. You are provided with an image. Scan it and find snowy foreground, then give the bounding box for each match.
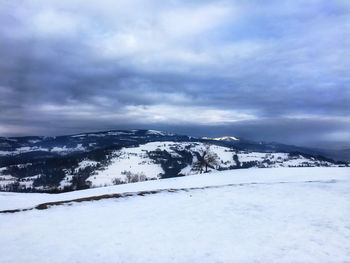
[0,167,350,263]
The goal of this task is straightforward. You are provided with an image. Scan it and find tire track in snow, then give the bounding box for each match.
[0,179,340,214]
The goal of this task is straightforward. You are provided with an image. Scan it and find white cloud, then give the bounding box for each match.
[159,4,233,38]
[36,101,256,126]
[121,104,256,125]
[30,9,81,37]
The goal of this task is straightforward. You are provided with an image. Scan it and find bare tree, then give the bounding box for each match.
[122,171,148,183]
[192,145,219,173]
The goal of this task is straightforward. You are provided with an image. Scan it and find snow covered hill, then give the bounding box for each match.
[202,136,240,141]
[1,167,349,263]
[0,130,348,193]
[0,129,191,158]
[84,141,343,188]
[1,139,346,192]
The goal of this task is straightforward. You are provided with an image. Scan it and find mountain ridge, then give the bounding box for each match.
[0,129,348,193]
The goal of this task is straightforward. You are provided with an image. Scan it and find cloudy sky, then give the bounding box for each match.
[0,0,349,147]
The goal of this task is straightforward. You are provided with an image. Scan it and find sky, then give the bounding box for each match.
[0,0,349,148]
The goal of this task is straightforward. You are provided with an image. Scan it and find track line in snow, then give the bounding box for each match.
[0,179,342,214]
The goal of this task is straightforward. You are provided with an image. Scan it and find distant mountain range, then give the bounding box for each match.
[202,136,240,141]
[0,129,348,193]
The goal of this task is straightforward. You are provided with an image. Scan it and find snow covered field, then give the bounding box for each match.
[0,167,349,262]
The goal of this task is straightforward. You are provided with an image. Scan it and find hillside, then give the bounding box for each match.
[1,167,349,262]
[0,130,348,193]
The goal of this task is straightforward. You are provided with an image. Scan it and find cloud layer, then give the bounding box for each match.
[0,0,349,147]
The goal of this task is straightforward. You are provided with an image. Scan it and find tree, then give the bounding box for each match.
[233,154,240,167]
[192,145,219,173]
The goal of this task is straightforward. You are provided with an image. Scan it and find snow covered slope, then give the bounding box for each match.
[0,167,348,211]
[0,167,349,263]
[0,140,347,192]
[203,136,239,141]
[1,130,348,193]
[85,142,342,188]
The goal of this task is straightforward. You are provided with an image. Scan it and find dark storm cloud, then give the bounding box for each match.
[0,0,349,147]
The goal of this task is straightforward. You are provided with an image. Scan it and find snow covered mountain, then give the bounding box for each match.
[78,141,343,189]
[0,130,348,192]
[202,136,240,141]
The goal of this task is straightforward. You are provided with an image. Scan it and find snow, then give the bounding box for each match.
[179,164,192,175]
[214,136,239,141]
[58,160,99,190]
[86,141,238,186]
[86,144,164,187]
[75,160,98,172]
[0,144,86,156]
[0,175,15,180]
[0,173,40,189]
[70,134,87,138]
[146,129,168,135]
[51,144,85,153]
[237,152,335,167]
[238,151,269,162]
[0,140,345,191]
[107,131,131,136]
[210,145,236,167]
[58,173,74,190]
[0,167,348,210]
[0,175,16,187]
[0,146,49,156]
[0,167,349,263]
[87,133,107,137]
[203,136,239,141]
[0,150,12,156]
